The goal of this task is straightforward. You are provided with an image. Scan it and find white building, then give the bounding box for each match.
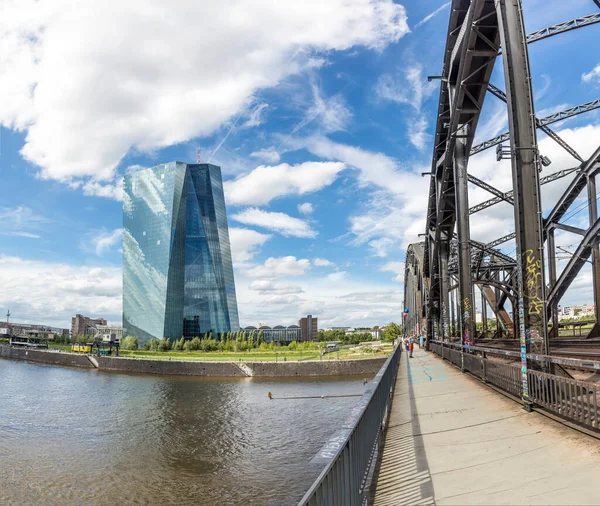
[93,325,124,343]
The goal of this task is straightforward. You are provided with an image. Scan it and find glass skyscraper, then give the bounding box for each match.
[123,162,239,344]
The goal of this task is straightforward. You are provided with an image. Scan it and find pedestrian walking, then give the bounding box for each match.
[409,336,414,358]
[419,335,424,349]
[404,338,410,353]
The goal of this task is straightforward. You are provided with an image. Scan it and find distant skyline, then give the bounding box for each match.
[0,0,599,329]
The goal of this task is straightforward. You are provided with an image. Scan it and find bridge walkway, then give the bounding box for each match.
[371,348,600,505]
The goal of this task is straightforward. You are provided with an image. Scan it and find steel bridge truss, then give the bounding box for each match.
[405,1,600,376]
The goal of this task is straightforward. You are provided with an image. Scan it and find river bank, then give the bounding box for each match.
[0,344,386,378]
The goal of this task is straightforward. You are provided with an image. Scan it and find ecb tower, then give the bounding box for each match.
[123,162,239,344]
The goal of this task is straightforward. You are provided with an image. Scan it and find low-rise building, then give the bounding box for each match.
[93,325,124,343]
[243,325,303,343]
[0,321,69,338]
[71,314,107,337]
[557,304,596,321]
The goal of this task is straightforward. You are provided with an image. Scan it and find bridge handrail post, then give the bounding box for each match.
[482,351,488,383]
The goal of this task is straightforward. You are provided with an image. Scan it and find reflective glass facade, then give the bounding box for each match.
[123,162,239,343]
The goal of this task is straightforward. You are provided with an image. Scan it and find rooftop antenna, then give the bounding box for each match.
[197,148,201,164]
[6,310,10,332]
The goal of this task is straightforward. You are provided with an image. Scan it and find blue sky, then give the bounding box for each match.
[1,0,599,329]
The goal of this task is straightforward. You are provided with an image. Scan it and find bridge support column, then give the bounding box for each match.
[497,0,549,403]
[481,291,488,338]
[548,228,559,338]
[450,289,456,338]
[439,241,451,341]
[587,173,600,338]
[454,126,475,366]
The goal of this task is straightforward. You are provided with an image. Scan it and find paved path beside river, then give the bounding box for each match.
[371,349,600,505]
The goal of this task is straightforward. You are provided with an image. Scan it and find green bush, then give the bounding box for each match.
[121,336,139,350]
[158,338,172,352]
[144,338,160,351]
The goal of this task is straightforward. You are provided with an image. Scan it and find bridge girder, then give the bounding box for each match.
[405,1,600,387]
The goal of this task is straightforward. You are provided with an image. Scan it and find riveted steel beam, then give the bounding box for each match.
[551,223,587,236]
[469,167,578,215]
[547,217,600,309]
[487,83,584,162]
[526,13,600,44]
[467,174,514,203]
[471,99,600,156]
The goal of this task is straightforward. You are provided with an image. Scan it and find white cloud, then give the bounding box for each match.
[81,228,123,256]
[81,178,124,201]
[5,232,41,239]
[234,268,404,327]
[232,208,317,238]
[380,261,404,282]
[245,256,311,278]
[300,135,418,192]
[0,206,49,239]
[327,271,347,281]
[1,0,409,191]
[474,101,507,145]
[249,280,303,295]
[375,62,435,111]
[413,2,451,29]
[250,148,281,164]
[368,237,397,258]
[375,62,435,149]
[582,64,600,84]
[314,257,334,267]
[0,255,122,327]
[298,202,314,214]
[285,136,430,254]
[535,74,551,100]
[242,102,269,128]
[306,84,353,133]
[126,165,146,174]
[279,82,354,144]
[228,227,272,263]
[407,115,429,150]
[224,161,345,206]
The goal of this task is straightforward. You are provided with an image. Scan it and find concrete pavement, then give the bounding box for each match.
[371,348,600,505]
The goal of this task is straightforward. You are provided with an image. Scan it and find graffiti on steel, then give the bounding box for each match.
[523,249,544,316]
[516,252,530,398]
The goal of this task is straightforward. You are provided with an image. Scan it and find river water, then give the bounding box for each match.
[0,358,368,506]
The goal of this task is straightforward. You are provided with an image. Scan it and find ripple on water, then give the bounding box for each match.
[0,360,367,505]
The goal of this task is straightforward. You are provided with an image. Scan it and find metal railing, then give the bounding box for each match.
[298,345,402,506]
[431,341,599,430]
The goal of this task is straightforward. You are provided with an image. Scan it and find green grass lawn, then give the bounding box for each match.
[116,348,390,362]
[49,344,73,351]
[44,342,392,362]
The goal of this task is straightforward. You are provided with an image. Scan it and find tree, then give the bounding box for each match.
[121,336,139,350]
[183,340,192,352]
[121,336,140,350]
[158,338,172,352]
[257,330,264,345]
[190,337,202,351]
[383,322,401,342]
[247,331,254,349]
[144,338,160,351]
